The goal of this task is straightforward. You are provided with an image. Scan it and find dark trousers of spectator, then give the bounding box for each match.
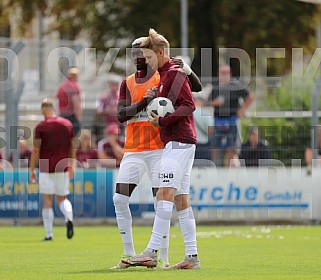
[194,143,213,167]
[61,114,81,137]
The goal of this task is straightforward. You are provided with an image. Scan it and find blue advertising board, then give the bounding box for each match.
[0,170,115,218]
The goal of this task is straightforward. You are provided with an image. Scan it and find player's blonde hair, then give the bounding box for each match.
[141,28,170,56]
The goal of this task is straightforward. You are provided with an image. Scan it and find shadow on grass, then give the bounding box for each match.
[70,267,171,274]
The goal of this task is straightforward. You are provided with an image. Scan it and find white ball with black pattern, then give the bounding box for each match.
[147,97,175,120]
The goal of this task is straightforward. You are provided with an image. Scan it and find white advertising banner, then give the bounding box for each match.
[190,167,321,222]
[129,167,321,222]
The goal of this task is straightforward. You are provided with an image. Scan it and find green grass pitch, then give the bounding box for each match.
[0,225,321,279]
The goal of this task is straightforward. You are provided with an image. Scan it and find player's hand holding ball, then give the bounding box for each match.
[146,97,175,126]
[148,111,160,127]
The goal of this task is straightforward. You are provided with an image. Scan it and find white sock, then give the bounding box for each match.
[159,229,170,262]
[42,208,54,238]
[113,193,135,256]
[154,197,170,262]
[59,199,73,222]
[178,207,198,256]
[147,200,173,251]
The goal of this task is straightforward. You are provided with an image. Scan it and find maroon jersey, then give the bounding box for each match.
[35,116,74,173]
[56,78,81,116]
[97,91,119,126]
[157,61,197,145]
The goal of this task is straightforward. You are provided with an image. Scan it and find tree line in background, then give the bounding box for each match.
[1,0,320,75]
[1,0,321,165]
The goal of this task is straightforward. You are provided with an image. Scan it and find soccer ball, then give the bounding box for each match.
[147,97,175,119]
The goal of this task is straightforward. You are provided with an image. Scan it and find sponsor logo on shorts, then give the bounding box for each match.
[159,173,173,183]
[158,173,174,179]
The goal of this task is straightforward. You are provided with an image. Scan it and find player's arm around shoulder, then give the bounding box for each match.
[169,68,196,111]
[169,67,193,98]
[170,57,202,92]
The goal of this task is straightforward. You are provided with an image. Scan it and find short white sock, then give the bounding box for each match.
[154,197,170,262]
[159,218,170,261]
[113,193,135,256]
[159,232,169,262]
[42,208,54,238]
[59,199,73,222]
[178,207,198,256]
[147,200,173,251]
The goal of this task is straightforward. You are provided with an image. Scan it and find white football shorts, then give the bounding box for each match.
[116,149,163,187]
[39,172,70,196]
[159,141,195,195]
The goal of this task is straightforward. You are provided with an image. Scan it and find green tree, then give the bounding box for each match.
[214,0,320,76]
[242,75,318,166]
[1,0,321,75]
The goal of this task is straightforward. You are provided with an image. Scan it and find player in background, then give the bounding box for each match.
[30,98,75,241]
[124,28,200,269]
[112,37,201,269]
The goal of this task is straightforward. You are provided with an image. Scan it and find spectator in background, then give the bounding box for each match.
[208,64,254,167]
[55,67,82,136]
[97,124,124,168]
[96,76,121,140]
[76,130,98,169]
[9,140,32,168]
[305,126,321,174]
[239,126,271,167]
[193,95,214,166]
